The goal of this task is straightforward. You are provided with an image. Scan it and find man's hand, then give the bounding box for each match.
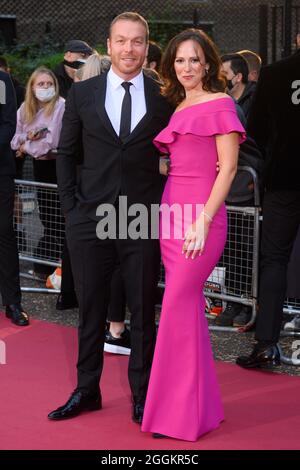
[159,157,170,176]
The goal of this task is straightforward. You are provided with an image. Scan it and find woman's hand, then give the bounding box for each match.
[17,143,26,157]
[182,212,212,259]
[27,130,43,141]
[16,150,24,158]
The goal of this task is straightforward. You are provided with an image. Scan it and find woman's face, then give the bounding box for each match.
[174,39,208,92]
[33,73,55,92]
[32,73,56,103]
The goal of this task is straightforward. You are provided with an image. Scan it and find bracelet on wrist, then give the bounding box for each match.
[202,210,213,223]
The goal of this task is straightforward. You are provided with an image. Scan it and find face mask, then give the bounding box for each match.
[35,87,56,102]
[63,59,86,70]
[227,75,236,91]
[227,79,234,90]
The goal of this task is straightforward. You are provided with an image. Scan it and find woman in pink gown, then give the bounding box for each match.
[141,30,245,441]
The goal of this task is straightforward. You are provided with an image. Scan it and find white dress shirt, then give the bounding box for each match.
[105,67,147,136]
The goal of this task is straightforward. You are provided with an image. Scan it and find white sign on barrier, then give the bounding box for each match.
[292,340,300,364]
[0,79,6,104]
[0,340,6,365]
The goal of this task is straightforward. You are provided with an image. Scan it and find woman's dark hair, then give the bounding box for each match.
[161,29,226,106]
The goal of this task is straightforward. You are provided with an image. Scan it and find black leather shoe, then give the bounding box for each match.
[56,292,78,310]
[48,389,101,420]
[236,343,281,369]
[6,304,29,326]
[132,398,144,424]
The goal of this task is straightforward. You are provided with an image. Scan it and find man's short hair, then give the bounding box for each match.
[109,11,149,41]
[237,49,262,74]
[221,53,249,84]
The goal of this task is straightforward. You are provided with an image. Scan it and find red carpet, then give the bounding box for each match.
[0,313,300,450]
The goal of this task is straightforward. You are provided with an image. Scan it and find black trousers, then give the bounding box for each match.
[107,264,126,322]
[33,159,64,274]
[60,238,76,295]
[255,190,300,343]
[66,207,160,401]
[60,237,126,322]
[0,175,21,305]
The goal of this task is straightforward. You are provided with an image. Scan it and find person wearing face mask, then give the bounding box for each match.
[53,40,93,310]
[53,40,94,99]
[221,53,256,120]
[11,67,65,279]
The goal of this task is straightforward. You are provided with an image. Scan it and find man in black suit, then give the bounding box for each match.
[48,12,172,422]
[0,70,29,326]
[236,38,300,368]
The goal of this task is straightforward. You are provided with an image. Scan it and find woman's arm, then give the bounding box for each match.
[183,132,239,259]
[22,99,65,158]
[10,105,27,150]
[204,132,239,219]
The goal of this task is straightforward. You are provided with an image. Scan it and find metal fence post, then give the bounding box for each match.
[259,4,269,65]
[271,5,278,63]
[283,0,293,58]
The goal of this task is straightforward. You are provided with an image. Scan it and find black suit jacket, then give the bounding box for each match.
[56,71,173,220]
[247,50,300,191]
[0,71,17,176]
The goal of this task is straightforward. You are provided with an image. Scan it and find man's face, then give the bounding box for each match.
[221,60,238,91]
[64,51,89,62]
[63,51,89,79]
[221,61,235,82]
[107,19,148,80]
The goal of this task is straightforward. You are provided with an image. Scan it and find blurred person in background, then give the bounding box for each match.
[53,39,93,310]
[144,40,162,72]
[0,69,29,326]
[237,49,261,82]
[0,56,26,249]
[74,53,130,356]
[236,33,300,368]
[11,67,65,280]
[221,52,255,119]
[54,39,94,99]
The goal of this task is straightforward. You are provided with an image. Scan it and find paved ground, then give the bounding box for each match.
[16,264,300,377]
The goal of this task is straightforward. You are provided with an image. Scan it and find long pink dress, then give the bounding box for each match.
[141,97,246,441]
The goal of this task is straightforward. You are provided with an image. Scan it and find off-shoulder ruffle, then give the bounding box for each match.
[153,99,246,152]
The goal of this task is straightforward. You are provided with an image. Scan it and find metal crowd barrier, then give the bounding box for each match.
[15,179,63,294]
[14,173,300,365]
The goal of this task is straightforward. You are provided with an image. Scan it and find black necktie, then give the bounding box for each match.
[119,82,132,140]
